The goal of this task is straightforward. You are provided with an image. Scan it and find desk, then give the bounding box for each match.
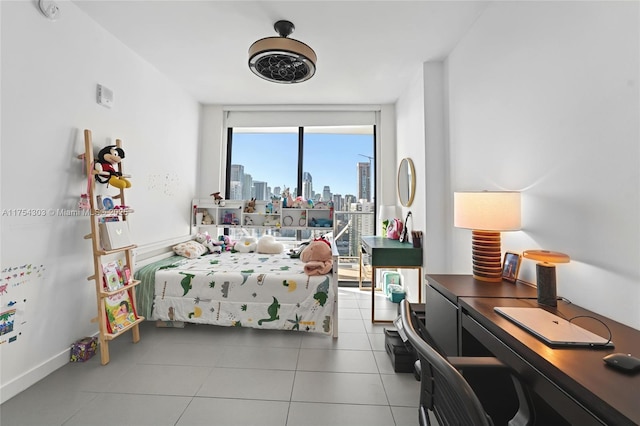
[425,274,537,356]
[425,274,640,425]
[461,297,640,425]
[361,236,422,323]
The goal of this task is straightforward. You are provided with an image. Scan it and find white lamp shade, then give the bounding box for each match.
[454,191,521,231]
[379,205,399,222]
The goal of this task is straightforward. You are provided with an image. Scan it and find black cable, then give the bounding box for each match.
[568,315,613,348]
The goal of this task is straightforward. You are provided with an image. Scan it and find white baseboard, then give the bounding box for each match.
[1,348,70,404]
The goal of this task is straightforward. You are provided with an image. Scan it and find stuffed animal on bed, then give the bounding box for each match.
[300,239,333,276]
[257,235,284,254]
[194,232,222,254]
[234,236,257,253]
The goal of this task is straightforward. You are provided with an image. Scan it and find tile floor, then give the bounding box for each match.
[0,288,421,426]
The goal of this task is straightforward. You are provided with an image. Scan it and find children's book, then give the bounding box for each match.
[104,289,138,333]
[102,260,124,291]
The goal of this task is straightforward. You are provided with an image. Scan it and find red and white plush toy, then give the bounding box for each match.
[300,239,333,276]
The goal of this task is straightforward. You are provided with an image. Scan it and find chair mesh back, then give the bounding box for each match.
[400,300,493,426]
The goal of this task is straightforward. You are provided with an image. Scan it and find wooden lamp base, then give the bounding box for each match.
[471,230,503,282]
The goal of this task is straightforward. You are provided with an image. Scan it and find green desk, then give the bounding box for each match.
[360,236,423,323]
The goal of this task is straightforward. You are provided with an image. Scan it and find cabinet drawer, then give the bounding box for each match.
[425,284,459,356]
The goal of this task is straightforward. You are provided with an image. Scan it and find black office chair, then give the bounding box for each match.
[397,299,534,426]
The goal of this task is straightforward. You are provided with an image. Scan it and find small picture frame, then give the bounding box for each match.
[502,252,521,283]
[102,197,115,210]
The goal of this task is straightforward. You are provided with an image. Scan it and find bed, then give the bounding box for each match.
[134,246,339,337]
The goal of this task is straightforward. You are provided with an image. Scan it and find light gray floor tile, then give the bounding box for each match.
[374,350,398,375]
[197,367,295,401]
[391,405,421,426]
[368,330,387,351]
[338,307,363,319]
[337,318,367,333]
[297,348,379,373]
[337,299,359,309]
[176,397,289,426]
[0,388,97,426]
[63,393,191,426]
[139,340,227,366]
[217,345,300,370]
[287,402,396,426]
[103,364,210,396]
[292,371,388,405]
[381,373,421,407]
[301,331,372,350]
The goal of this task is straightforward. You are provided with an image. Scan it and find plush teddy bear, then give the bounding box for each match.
[257,235,284,254]
[244,198,256,213]
[201,211,214,225]
[233,236,257,253]
[300,239,333,276]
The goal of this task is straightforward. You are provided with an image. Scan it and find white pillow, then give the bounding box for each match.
[257,235,284,254]
[172,241,207,258]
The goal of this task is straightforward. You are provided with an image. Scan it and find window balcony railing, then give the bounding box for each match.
[332,210,374,283]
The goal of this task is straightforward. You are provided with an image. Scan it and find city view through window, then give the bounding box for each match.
[227,126,376,272]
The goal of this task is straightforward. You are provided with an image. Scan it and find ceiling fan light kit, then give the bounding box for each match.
[248,20,317,84]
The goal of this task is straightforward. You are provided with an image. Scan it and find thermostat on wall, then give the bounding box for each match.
[96,84,114,108]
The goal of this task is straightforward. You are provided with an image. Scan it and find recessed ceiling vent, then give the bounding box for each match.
[248,20,317,84]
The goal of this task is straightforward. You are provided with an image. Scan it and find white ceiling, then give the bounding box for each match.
[72,1,489,105]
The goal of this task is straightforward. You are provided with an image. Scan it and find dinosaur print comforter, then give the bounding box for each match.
[142,252,336,335]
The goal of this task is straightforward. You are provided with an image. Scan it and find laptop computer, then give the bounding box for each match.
[494,306,614,348]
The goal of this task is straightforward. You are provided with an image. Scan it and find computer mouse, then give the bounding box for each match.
[603,353,640,373]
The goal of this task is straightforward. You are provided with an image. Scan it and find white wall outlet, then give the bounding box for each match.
[96,84,114,108]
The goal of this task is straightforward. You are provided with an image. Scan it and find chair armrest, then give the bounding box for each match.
[448,356,508,370]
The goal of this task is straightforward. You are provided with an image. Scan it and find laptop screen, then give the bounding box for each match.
[494,307,613,348]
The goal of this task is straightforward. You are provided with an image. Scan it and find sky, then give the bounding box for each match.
[231,132,374,197]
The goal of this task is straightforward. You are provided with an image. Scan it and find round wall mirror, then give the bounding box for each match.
[397,158,416,207]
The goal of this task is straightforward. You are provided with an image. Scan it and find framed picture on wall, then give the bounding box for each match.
[502,252,521,283]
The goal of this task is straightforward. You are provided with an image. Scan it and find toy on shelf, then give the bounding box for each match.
[282,187,294,208]
[210,191,225,206]
[310,217,333,227]
[244,198,256,213]
[94,145,131,189]
[201,211,213,225]
[222,211,239,225]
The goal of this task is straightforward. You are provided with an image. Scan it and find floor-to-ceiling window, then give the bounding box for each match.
[226,124,376,280]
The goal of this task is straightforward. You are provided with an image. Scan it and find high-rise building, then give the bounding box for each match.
[348,201,375,257]
[322,186,332,202]
[332,194,342,211]
[230,164,245,200]
[253,181,268,200]
[242,174,253,200]
[273,186,281,199]
[357,162,371,202]
[302,172,313,200]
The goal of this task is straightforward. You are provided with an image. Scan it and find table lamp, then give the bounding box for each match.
[454,191,521,282]
[379,205,399,236]
[523,250,570,307]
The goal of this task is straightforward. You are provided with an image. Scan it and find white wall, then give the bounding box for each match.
[444,1,638,327]
[0,1,200,402]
